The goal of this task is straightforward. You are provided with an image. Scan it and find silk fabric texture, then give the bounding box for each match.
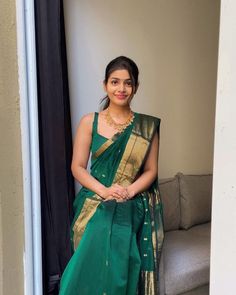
[59,112,165,295]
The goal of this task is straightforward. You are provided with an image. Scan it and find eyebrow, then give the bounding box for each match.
[110,77,132,81]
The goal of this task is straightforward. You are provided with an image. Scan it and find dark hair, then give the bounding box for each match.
[100,56,139,110]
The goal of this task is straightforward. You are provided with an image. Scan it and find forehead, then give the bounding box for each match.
[109,69,131,80]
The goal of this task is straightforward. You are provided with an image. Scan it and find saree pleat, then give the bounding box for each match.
[59,112,165,295]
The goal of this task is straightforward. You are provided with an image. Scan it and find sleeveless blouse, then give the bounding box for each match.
[90,112,107,155]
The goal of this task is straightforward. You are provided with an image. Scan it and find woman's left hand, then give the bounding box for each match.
[103,183,131,202]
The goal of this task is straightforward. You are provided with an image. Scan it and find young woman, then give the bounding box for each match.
[59,56,165,295]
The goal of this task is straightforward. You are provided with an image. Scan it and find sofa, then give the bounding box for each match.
[158,172,212,295]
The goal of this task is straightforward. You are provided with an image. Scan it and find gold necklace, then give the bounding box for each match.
[105,108,134,133]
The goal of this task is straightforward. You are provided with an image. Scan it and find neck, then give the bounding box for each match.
[107,103,131,118]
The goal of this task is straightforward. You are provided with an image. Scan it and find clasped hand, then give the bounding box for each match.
[101,183,133,202]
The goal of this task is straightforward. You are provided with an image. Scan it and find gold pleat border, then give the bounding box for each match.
[72,195,102,250]
[139,271,159,295]
[113,133,150,186]
[113,114,158,186]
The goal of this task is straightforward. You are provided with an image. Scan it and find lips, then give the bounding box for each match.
[116,94,127,99]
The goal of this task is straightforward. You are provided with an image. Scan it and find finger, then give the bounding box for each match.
[110,187,127,199]
[116,188,128,198]
[118,189,129,199]
[115,186,129,198]
[110,189,122,196]
[121,193,128,199]
[112,192,123,199]
[122,189,129,199]
[103,195,115,202]
[114,191,125,198]
[116,198,127,203]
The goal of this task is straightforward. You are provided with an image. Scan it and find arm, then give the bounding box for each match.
[71,113,106,197]
[71,113,126,200]
[126,132,159,198]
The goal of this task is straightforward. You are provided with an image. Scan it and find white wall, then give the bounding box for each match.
[63,0,219,183]
[210,1,236,294]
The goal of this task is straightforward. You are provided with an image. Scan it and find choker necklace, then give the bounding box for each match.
[105,108,134,133]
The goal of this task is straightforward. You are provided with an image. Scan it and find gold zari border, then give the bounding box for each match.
[72,195,102,250]
[92,140,113,160]
[113,114,157,186]
[139,271,158,295]
[113,133,150,186]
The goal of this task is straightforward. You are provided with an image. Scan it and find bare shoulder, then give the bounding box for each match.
[80,112,95,124]
[76,112,95,134]
[96,110,107,125]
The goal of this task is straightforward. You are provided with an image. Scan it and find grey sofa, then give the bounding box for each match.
[158,172,212,295]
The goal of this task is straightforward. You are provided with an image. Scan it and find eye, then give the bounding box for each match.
[111,80,118,85]
[125,81,132,87]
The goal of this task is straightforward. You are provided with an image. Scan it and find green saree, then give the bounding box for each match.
[59,112,165,295]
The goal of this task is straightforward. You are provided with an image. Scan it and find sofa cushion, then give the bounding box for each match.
[163,222,211,295]
[181,284,209,295]
[177,172,212,229]
[159,176,181,231]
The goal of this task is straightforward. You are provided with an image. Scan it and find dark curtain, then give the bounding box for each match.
[34,1,75,294]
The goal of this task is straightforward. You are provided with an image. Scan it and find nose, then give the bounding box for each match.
[118,82,126,92]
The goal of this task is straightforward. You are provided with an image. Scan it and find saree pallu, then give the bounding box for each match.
[59,112,165,295]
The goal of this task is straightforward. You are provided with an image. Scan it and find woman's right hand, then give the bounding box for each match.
[100,184,129,202]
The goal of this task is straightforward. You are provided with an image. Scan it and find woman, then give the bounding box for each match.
[59,56,165,295]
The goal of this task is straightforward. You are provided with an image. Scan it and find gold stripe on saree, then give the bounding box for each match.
[113,133,150,186]
[139,271,159,295]
[113,113,157,186]
[92,139,114,160]
[72,195,102,250]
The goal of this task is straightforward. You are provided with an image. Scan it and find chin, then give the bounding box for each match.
[117,101,130,107]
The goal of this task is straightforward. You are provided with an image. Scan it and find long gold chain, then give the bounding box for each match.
[105,108,134,133]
